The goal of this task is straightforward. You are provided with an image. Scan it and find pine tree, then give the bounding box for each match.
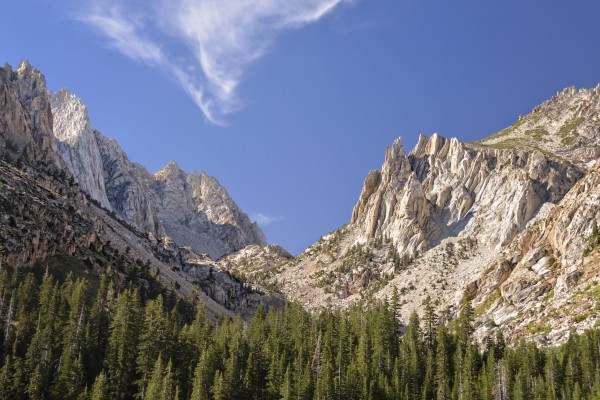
[178,302,211,399]
[90,371,110,400]
[52,278,88,399]
[0,355,22,399]
[266,350,283,400]
[161,359,180,400]
[512,369,528,400]
[356,316,372,399]
[421,348,435,400]
[565,335,583,394]
[298,361,314,400]
[137,295,173,398]
[402,311,423,400]
[190,344,218,400]
[457,291,474,349]
[315,358,336,400]
[211,370,225,400]
[423,295,438,349]
[25,273,62,399]
[86,271,114,380]
[145,354,164,400]
[221,333,244,400]
[479,346,495,400]
[545,352,561,400]
[105,288,143,399]
[14,273,38,355]
[459,344,479,400]
[435,325,452,400]
[280,363,294,400]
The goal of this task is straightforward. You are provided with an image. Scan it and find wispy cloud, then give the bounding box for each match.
[251,213,280,226]
[74,0,349,125]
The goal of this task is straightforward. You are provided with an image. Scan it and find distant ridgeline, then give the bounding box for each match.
[0,266,600,400]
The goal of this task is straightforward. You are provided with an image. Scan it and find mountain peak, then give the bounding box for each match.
[16,60,41,79]
[51,89,91,144]
[0,62,63,168]
[410,133,449,157]
[52,88,78,106]
[47,85,268,259]
[164,160,180,172]
[155,161,188,183]
[390,137,405,156]
[381,137,406,172]
[166,159,179,168]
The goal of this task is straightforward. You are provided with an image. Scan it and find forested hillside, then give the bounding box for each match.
[0,262,599,400]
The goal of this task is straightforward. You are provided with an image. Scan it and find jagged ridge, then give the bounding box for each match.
[351,133,581,256]
[50,89,266,259]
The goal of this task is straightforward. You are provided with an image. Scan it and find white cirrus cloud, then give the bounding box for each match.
[74,0,350,125]
[251,213,280,226]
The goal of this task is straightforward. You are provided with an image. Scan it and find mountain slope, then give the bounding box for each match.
[265,86,600,344]
[268,134,582,309]
[475,85,600,169]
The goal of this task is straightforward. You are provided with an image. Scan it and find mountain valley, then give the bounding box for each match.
[1,59,600,400]
[2,61,600,346]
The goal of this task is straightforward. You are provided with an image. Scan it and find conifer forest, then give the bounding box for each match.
[0,265,599,400]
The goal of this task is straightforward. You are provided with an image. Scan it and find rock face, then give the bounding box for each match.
[471,163,600,345]
[0,61,64,170]
[218,244,293,276]
[51,89,112,209]
[51,90,266,259]
[351,134,581,257]
[153,162,267,258]
[93,132,162,236]
[177,247,284,317]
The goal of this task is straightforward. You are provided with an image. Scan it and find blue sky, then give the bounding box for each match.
[2,1,600,254]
